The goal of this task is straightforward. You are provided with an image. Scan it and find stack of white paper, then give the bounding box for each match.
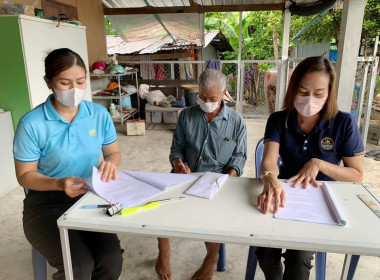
[185,172,229,199]
[274,181,346,226]
[86,167,197,207]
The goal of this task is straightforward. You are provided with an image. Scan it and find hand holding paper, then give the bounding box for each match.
[86,167,197,208]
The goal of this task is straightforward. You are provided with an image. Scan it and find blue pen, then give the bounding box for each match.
[81,204,124,209]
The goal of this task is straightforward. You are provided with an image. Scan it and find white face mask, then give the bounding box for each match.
[197,98,220,113]
[53,87,86,107]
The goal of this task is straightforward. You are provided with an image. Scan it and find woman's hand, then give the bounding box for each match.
[287,158,321,188]
[59,177,88,198]
[257,174,286,214]
[98,160,118,182]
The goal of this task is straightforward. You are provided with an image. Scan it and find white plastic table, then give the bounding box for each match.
[57,178,380,280]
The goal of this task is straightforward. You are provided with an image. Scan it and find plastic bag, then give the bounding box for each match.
[138,84,150,99]
[121,85,137,95]
[146,90,167,105]
[0,0,36,15]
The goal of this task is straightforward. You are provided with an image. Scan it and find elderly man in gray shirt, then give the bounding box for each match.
[155,69,247,280]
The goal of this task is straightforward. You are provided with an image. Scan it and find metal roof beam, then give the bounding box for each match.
[104,4,284,15]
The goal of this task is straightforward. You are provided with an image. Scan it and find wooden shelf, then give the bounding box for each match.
[111,108,138,122]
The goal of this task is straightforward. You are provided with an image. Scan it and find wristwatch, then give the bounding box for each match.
[260,170,275,180]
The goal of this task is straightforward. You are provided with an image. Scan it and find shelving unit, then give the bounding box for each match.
[91,69,140,125]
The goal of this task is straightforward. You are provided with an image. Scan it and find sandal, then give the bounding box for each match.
[374,153,380,161]
[364,150,380,157]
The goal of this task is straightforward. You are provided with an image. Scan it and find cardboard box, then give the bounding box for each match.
[126,120,145,136]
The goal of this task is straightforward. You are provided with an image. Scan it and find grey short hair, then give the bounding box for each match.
[198,69,227,95]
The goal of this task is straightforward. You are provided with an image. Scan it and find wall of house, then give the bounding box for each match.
[6,0,107,67]
[201,45,217,61]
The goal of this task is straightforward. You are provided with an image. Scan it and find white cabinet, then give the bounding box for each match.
[91,70,140,125]
[0,14,90,129]
[0,112,18,198]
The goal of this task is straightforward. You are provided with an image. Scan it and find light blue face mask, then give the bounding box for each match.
[52,86,86,107]
[197,98,220,113]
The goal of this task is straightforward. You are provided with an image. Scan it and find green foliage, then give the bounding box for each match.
[362,0,380,42]
[105,16,117,36]
[205,1,379,60]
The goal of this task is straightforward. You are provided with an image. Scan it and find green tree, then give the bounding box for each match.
[105,16,117,35]
[205,1,379,60]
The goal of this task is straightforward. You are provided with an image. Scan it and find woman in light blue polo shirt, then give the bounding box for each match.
[13,48,123,280]
[255,56,364,280]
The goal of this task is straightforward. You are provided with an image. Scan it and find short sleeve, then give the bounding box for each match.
[102,111,117,145]
[264,111,283,144]
[13,120,41,162]
[338,114,364,157]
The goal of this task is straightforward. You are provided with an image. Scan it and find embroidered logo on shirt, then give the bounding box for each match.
[89,129,96,137]
[321,137,334,150]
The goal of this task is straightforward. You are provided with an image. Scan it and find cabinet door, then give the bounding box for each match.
[19,16,91,108]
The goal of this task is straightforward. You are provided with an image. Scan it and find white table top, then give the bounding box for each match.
[58,178,380,257]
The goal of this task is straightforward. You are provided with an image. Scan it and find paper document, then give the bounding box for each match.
[86,167,197,207]
[274,182,346,226]
[185,172,229,199]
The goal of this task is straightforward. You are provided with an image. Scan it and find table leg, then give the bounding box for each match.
[340,254,352,280]
[59,227,73,280]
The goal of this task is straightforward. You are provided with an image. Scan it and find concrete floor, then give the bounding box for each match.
[0,119,379,280]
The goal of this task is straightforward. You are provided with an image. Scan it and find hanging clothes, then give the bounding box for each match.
[205,59,221,71]
[140,55,155,79]
[154,64,165,80]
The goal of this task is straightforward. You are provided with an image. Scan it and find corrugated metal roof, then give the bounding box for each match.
[102,0,318,8]
[107,31,232,55]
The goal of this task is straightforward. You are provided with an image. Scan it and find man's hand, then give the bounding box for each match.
[287,158,320,188]
[257,174,286,214]
[98,160,118,182]
[173,158,191,174]
[59,177,88,198]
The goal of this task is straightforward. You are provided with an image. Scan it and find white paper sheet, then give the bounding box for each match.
[184,172,229,199]
[86,167,197,207]
[124,170,197,190]
[274,182,345,226]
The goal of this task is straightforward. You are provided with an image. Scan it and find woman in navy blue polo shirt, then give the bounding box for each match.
[256,56,364,280]
[13,48,123,280]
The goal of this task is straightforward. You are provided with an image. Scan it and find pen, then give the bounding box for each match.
[121,196,186,215]
[81,204,124,209]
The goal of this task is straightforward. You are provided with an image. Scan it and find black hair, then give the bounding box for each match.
[44,48,86,81]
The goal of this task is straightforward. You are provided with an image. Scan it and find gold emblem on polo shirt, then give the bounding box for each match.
[321,137,334,150]
[89,129,96,137]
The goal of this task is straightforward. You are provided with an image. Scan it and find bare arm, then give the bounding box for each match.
[257,141,286,214]
[287,155,363,187]
[15,161,87,198]
[99,141,121,182]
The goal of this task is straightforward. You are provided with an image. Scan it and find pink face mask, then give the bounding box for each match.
[294,95,327,117]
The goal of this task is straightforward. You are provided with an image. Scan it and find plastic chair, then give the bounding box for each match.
[23,188,48,280]
[246,138,360,280]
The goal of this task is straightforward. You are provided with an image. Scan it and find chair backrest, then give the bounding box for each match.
[255,138,265,178]
[255,137,282,178]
